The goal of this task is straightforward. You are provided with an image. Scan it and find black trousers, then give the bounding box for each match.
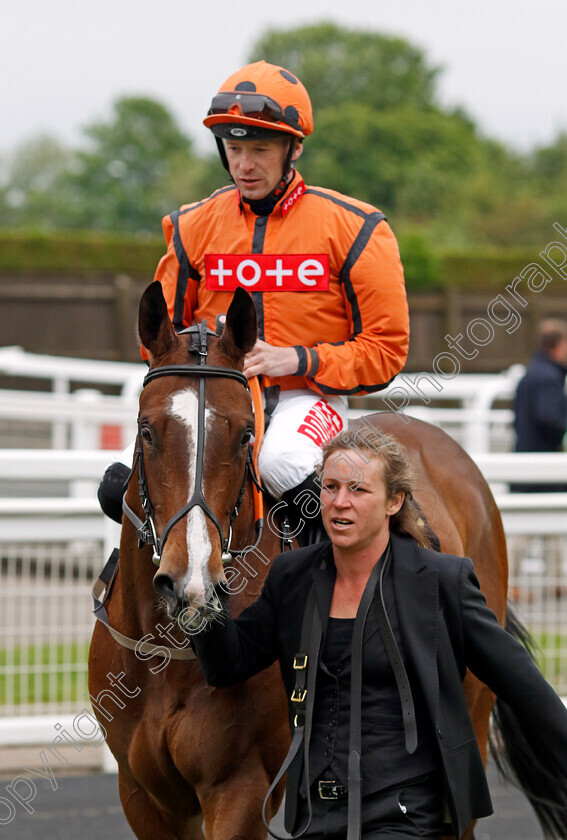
[295,773,444,839]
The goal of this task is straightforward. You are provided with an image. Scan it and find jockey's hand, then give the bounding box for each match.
[243,340,300,379]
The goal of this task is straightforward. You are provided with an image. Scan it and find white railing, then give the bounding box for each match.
[351,364,527,451]
[0,345,145,397]
[473,452,567,534]
[2,449,566,538]
[0,449,566,697]
[0,351,566,757]
[0,449,121,555]
[0,347,526,453]
[0,346,144,449]
[1,346,523,407]
[0,387,138,450]
[350,405,516,453]
[2,384,518,453]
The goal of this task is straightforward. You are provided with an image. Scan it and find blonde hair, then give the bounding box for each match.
[319,426,435,549]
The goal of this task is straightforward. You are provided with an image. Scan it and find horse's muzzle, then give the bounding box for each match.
[153,570,224,627]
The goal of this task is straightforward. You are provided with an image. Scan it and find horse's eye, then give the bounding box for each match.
[141,426,153,444]
[241,430,252,447]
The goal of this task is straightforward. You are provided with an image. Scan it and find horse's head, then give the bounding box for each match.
[134,280,257,624]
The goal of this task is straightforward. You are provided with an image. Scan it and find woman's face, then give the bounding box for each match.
[319,450,403,557]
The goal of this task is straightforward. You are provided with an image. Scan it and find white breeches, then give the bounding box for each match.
[257,389,348,498]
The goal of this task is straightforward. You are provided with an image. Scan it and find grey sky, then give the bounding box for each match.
[2,0,566,158]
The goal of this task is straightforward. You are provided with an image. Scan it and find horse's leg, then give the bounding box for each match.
[200,761,283,840]
[118,767,204,840]
[202,792,267,840]
[180,818,206,840]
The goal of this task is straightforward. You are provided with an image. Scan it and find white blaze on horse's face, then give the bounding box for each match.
[169,388,215,601]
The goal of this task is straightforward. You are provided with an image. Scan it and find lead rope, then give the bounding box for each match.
[262,586,322,838]
[373,550,418,756]
[346,553,385,839]
[347,545,418,838]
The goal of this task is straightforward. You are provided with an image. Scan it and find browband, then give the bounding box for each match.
[143,364,248,389]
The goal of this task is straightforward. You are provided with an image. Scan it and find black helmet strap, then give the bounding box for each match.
[215,135,231,173]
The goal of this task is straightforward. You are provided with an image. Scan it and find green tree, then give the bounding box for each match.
[249,22,441,114]
[247,23,486,237]
[60,96,196,232]
[529,134,567,234]
[3,23,565,250]
[0,135,73,228]
[249,21,552,248]
[0,98,220,234]
[299,103,486,219]
[532,133,567,185]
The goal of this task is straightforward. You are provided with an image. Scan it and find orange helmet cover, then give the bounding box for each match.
[204,60,314,139]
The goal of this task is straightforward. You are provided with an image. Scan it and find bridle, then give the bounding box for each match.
[122,321,263,567]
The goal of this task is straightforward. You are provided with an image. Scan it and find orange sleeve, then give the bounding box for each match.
[308,220,409,395]
[140,213,199,360]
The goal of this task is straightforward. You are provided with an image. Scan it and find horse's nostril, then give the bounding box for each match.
[154,572,176,602]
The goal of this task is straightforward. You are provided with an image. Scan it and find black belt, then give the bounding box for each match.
[317,780,348,800]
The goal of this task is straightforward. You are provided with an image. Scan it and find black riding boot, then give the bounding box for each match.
[280,472,327,548]
[97,462,130,524]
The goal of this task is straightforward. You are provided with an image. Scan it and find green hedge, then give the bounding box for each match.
[0,230,164,274]
[436,249,537,290]
[396,231,535,291]
[0,230,537,291]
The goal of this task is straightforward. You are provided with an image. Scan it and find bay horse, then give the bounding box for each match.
[89,280,554,839]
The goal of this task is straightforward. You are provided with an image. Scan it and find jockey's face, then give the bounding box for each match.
[225,137,302,200]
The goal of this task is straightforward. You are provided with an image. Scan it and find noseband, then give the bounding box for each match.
[122,321,258,566]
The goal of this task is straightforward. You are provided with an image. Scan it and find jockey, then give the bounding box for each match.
[98,60,409,545]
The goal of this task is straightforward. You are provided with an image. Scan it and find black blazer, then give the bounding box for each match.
[192,532,567,838]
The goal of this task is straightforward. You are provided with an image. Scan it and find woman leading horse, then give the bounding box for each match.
[193,424,567,838]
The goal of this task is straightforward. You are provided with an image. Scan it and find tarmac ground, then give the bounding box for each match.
[0,759,545,839]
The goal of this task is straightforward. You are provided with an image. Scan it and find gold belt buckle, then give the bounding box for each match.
[290,686,306,703]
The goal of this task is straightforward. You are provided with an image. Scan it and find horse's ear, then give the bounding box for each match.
[218,287,257,364]
[138,281,178,360]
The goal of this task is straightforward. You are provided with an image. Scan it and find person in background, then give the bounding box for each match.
[513,318,567,492]
[98,60,409,544]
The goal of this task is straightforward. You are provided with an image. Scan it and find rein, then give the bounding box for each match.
[122,321,264,566]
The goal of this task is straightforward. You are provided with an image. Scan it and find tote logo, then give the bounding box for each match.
[205,254,330,292]
[281,180,305,216]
